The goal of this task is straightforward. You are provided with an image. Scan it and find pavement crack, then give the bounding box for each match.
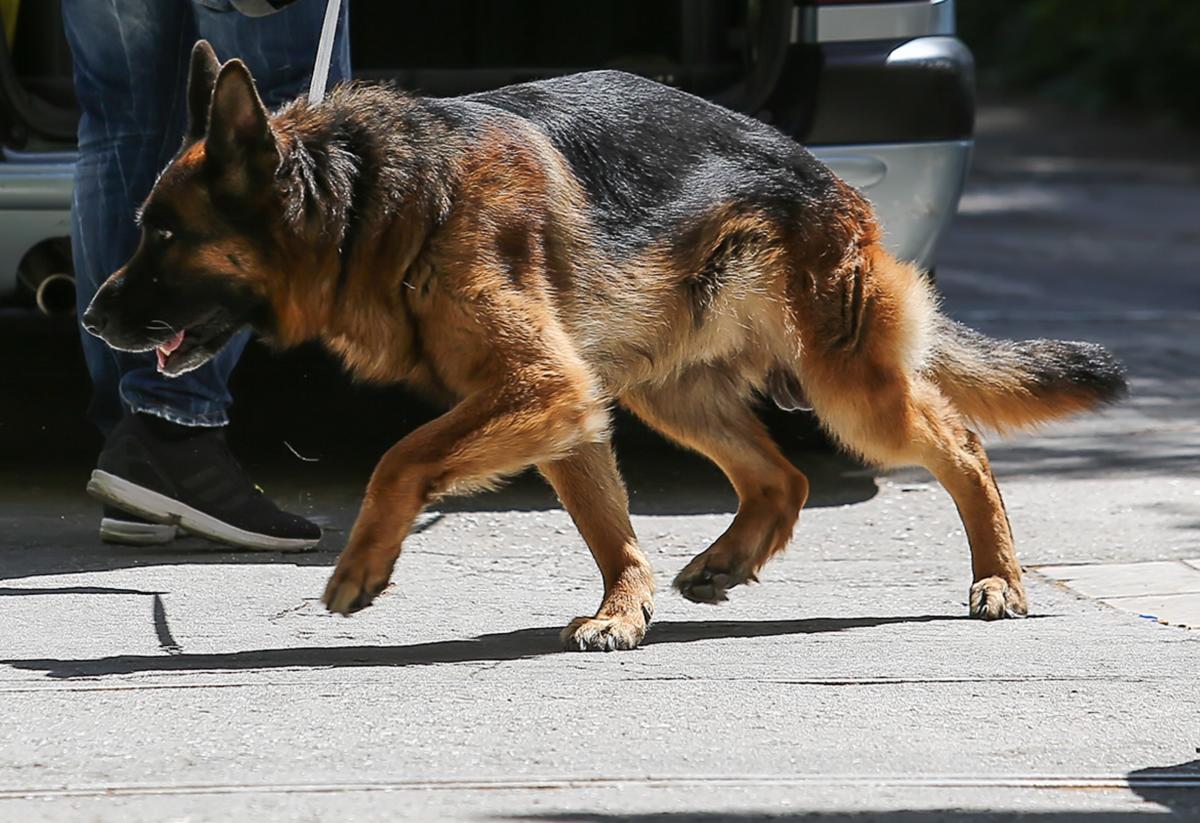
[620,675,1163,686]
[466,660,507,678]
[267,600,317,623]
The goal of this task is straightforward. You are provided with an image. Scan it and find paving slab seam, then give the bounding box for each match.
[1032,560,1200,629]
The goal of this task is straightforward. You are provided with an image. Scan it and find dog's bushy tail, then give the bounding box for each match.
[928,316,1128,433]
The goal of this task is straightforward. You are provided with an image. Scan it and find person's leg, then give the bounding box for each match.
[115,0,353,421]
[65,0,197,544]
[67,0,351,434]
[64,0,214,435]
[64,0,332,549]
[193,0,351,107]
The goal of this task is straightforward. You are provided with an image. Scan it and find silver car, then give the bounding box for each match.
[0,0,971,311]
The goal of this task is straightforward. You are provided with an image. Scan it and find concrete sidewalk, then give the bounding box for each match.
[2,95,1200,819]
[3,330,1198,821]
[1,467,1198,820]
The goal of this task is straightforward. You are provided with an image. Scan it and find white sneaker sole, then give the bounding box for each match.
[99,516,178,546]
[87,469,320,552]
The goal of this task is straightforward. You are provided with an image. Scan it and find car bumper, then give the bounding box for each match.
[0,153,74,296]
[769,32,976,269]
[812,138,972,270]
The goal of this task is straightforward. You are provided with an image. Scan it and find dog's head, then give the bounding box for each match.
[83,41,288,377]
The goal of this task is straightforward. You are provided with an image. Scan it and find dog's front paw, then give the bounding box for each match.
[322,550,394,615]
[561,608,650,652]
[969,576,1028,620]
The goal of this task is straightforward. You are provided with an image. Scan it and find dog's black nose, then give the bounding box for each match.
[81,305,107,337]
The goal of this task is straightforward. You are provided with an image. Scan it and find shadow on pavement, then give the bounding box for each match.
[0,584,164,596]
[988,433,1200,483]
[1,614,959,678]
[494,759,1200,821]
[0,441,877,582]
[1129,759,1200,818]
[514,812,1194,821]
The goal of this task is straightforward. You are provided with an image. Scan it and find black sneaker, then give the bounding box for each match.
[87,414,321,552]
[100,504,178,546]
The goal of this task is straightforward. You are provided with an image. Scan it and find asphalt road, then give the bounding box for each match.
[1,98,1198,821]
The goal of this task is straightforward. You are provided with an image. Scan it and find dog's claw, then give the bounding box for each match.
[322,582,364,615]
[561,611,649,652]
[321,547,396,616]
[322,572,388,616]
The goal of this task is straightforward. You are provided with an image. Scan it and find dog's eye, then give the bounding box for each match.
[152,228,174,244]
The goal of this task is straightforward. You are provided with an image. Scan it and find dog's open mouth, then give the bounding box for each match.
[153,321,240,377]
[155,327,213,377]
[155,330,187,373]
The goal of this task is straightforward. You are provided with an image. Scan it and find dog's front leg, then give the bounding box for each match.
[322,381,604,616]
[539,441,655,651]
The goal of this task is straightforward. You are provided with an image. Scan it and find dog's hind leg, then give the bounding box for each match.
[621,367,810,604]
[796,246,1027,619]
[539,441,656,650]
[810,369,1027,619]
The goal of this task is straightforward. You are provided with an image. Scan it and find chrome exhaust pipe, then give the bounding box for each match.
[34,272,76,316]
[17,239,76,317]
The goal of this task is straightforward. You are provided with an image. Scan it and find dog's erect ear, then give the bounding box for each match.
[206,59,279,181]
[186,40,221,142]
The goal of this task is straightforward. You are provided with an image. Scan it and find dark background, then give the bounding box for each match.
[959,0,1200,127]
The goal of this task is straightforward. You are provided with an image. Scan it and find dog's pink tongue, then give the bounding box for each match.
[156,330,185,372]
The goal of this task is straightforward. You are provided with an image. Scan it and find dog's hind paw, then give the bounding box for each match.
[673,556,752,604]
[561,612,648,652]
[969,576,1028,620]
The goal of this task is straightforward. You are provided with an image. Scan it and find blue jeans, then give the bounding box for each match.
[63,0,350,434]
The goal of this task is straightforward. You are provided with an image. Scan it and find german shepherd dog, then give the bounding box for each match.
[84,42,1126,651]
